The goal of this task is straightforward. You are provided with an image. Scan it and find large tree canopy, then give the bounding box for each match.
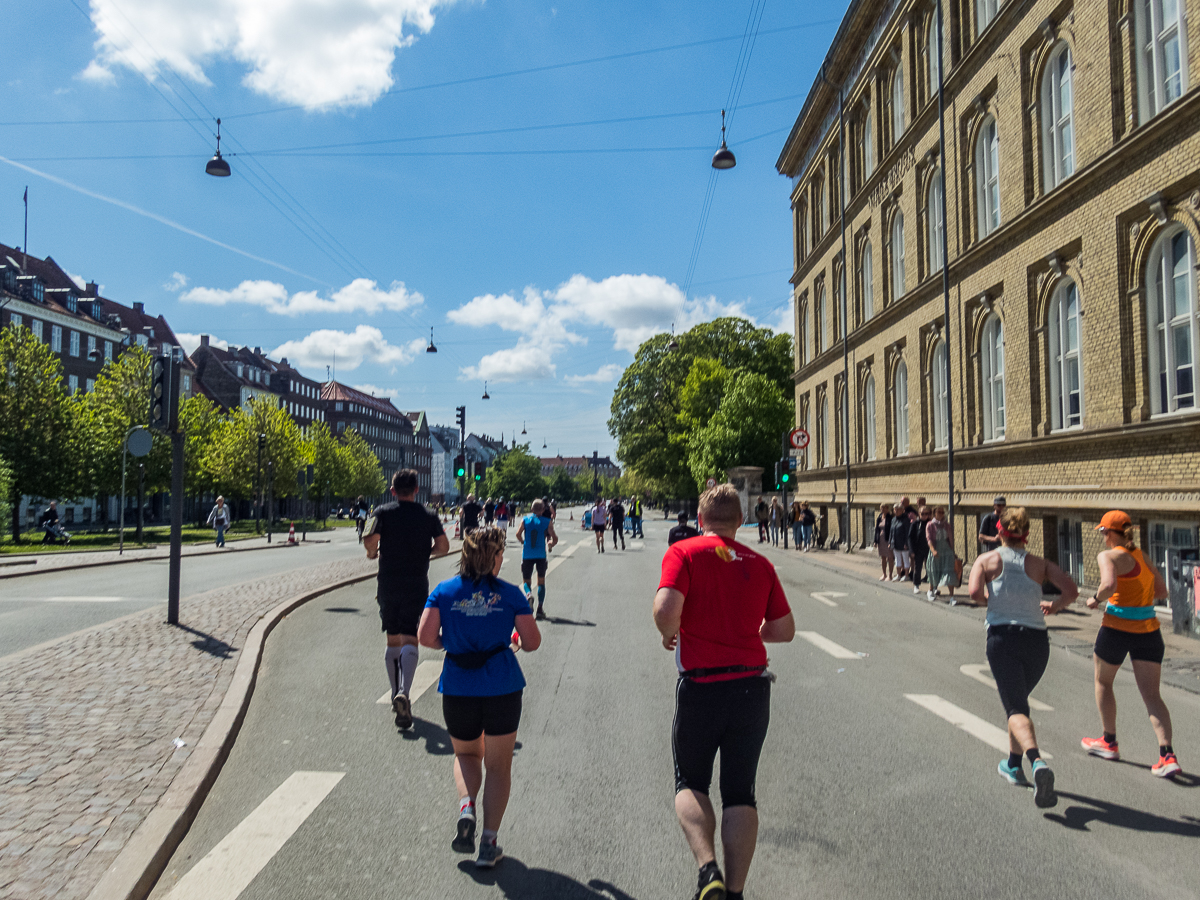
[483,445,547,502]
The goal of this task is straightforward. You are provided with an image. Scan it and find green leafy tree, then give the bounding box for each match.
[0,326,83,541]
[206,396,306,501]
[339,428,385,499]
[177,394,225,517]
[483,445,547,501]
[303,420,349,518]
[0,452,12,540]
[686,372,794,492]
[546,466,578,502]
[677,358,732,432]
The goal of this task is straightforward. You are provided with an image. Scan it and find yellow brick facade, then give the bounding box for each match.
[776,0,1200,601]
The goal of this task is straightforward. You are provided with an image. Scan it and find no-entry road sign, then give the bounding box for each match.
[788,428,811,450]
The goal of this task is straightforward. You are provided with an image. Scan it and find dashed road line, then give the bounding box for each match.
[797,631,861,659]
[960,664,1053,711]
[2,595,127,603]
[904,693,1052,758]
[376,659,442,705]
[810,591,847,607]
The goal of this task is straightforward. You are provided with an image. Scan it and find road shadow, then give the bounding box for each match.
[400,716,454,755]
[458,857,639,899]
[545,616,596,627]
[323,606,361,613]
[1111,760,1200,786]
[1045,791,1200,834]
[173,623,237,659]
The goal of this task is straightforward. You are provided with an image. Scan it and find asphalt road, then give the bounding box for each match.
[0,527,366,659]
[149,517,1200,900]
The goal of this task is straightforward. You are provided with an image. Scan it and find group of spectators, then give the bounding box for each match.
[754,497,819,551]
[872,494,960,602]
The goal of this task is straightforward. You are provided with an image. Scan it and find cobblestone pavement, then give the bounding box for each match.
[0,555,378,900]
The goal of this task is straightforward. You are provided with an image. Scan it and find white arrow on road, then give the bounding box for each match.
[797,631,861,659]
[810,591,847,607]
[960,664,1054,711]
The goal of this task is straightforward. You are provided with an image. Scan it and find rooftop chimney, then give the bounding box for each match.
[132,301,144,314]
[200,334,210,347]
[84,281,98,297]
[254,346,262,355]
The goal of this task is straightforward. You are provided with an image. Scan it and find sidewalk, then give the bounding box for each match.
[0,553,380,900]
[752,533,1200,696]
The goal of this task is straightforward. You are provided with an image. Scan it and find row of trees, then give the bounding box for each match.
[607,317,794,498]
[471,444,650,505]
[0,325,385,541]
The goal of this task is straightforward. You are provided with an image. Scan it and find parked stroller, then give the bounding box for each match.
[42,522,71,545]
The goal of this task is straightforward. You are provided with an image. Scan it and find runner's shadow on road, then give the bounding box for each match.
[458,858,639,899]
[1045,792,1200,834]
[173,623,237,659]
[545,617,596,627]
[401,717,453,755]
[324,606,361,613]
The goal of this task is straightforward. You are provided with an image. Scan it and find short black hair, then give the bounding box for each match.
[677,511,689,522]
[391,469,419,495]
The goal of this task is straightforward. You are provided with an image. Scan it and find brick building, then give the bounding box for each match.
[404,410,433,504]
[321,381,412,479]
[540,453,621,479]
[777,0,1200,618]
[189,338,282,411]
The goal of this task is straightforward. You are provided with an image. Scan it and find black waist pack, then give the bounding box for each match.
[446,644,508,670]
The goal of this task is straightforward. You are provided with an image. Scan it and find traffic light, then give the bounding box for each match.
[774,460,781,488]
[454,455,466,478]
[781,471,791,484]
[258,433,267,453]
[455,406,465,430]
[473,462,484,481]
[149,352,177,432]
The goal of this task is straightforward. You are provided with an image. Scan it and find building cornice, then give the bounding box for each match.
[3,296,126,341]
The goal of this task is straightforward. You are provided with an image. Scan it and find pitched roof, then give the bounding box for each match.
[321,380,405,418]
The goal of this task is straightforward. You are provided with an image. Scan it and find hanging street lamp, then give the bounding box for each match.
[711,109,736,170]
[205,118,231,177]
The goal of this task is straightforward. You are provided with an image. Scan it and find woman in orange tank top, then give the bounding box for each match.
[1081,511,1181,777]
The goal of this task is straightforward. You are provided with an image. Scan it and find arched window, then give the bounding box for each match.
[894,359,910,455]
[891,66,905,141]
[862,105,875,179]
[1135,0,1189,122]
[1147,228,1199,413]
[932,340,949,449]
[819,393,830,467]
[863,372,877,460]
[927,168,944,272]
[978,0,1001,33]
[815,283,827,354]
[891,213,906,300]
[1041,42,1075,191]
[1049,280,1084,430]
[975,116,1001,237]
[814,171,826,238]
[834,266,846,341]
[928,15,941,98]
[797,298,809,365]
[797,200,809,260]
[981,315,1006,440]
[861,239,875,320]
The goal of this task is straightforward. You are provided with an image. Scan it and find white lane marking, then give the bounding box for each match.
[164,771,344,900]
[2,595,127,603]
[811,591,847,607]
[376,659,442,705]
[960,664,1054,711]
[904,694,1052,759]
[796,631,861,659]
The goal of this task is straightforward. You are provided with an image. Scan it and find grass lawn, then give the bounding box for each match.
[0,520,336,555]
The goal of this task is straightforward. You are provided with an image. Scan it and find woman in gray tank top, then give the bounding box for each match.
[968,507,1078,809]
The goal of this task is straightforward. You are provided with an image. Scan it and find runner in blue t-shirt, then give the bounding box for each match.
[515,499,559,620]
[419,526,541,869]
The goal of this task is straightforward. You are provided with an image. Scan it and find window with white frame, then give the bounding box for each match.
[864,372,878,460]
[797,298,808,364]
[104,340,113,360]
[932,340,949,449]
[834,266,846,341]
[796,200,808,260]
[814,172,826,238]
[1147,227,1198,413]
[815,283,827,354]
[1049,280,1084,429]
[981,315,1006,440]
[87,334,97,357]
[86,378,95,392]
[1058,517,1084,585]
[927,168,945,272]
[1041,42,1075,191]
[862,106,874,179]
[51,325,62,353]
[836,384,848,464]
[1135,0,1189,122]
[861,239,875,320]
[69,331,80,357]
[9,313,21,328]
[894,359,910,455]
[976,116,1001,237]
[31,320,42,341]
[891,213,906,300]
[819,393,830,467]
[977,0,1001,33]
[68,374,78,393]
[891,66,905,141]
[136,334,148,348]
[928,15,941,98]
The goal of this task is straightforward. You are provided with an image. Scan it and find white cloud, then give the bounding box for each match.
[181,277,422,316]
[176,332,230,355]
[563,364,624,385]
[767,301,795,337]
[351,383,398,399]
[65,270,87,291]
[83,0,452,109]
[164,272,188,292]
[460,342,557,382]
[271,326,424,371]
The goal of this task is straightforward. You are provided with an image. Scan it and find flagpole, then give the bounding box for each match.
[22,186,28,273]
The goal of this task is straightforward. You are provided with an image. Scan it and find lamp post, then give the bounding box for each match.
[934,0,957,544]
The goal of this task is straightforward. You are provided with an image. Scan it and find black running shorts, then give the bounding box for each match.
[592,524,606,533]
[672,675,770,808]
[1093,625,1165,666]
[378,582,428,637]
[986,625,1050,719]
[442,691,523,741]
[520,558,548,581]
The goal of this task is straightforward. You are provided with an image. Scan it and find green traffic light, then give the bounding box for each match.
[781,473,790,483]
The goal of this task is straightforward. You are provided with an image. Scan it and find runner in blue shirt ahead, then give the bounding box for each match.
[419,525,541,870]
[515,499,559,620]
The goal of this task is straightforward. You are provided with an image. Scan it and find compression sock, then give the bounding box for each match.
[481,828,498,846]
[1007,752,1023,770]
[399,645,419,696]
[459,796,475,816]
[384,646,404,698]
[1161,745,1175,756]
[522,582,531,597]
[537,584,545,604]
[1025,748,1041,765]
[1103,732,1118,745]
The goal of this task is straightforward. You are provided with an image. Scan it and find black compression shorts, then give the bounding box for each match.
[378,584,428,636]
[442,691,523,741]
[1094,625,1165,666]
[986,625,1050,718]
[672,675,770,808]
[520,558,548,581]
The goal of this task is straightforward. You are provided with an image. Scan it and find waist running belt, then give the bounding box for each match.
[679,664,767,679]
[1104,603,1158,620]
[446,644,508,669]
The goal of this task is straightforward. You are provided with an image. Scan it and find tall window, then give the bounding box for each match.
[69,331,80,357]
[1041,43,1075,190]
[927,169,945,272]
[982,315,1006,440]
[976,116,1001,237]
[834,267,846,341]
[864,373,878,460]
[819,393,830,467]
[861,240,875,320]
[928,16,941,98]
[891,66,905,141]
[932,340,949,449]
[798,298,809,365]
[797,200,809,260]
[1148,228,1198,413]
[861,106,875,180]
[1049,280,1084,429]
[814,172,827,238]
[816,283,827,354]
[894,359,910,455]
[1136,0,1189,122]
[51,325,63,353]
[978,0,1001,33]
[891,213,906,300]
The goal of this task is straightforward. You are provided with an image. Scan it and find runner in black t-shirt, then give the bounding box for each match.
[461,494,483,535]
[484,498,496,526]
[364,469,450,728]
[978,496,1006,555]
[668,512,700,546]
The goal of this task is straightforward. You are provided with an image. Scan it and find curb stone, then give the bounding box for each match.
[0,539,303,581]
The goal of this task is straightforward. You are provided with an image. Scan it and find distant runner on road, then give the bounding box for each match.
[516,499,558,619]
[591,497,608,554]
[668,511,700,546]
[609,498,626,551]
[460,494,483,535]
[654,484,795,900]
[363,469,451,729]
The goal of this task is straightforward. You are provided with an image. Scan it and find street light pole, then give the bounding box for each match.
[934,0,957,544]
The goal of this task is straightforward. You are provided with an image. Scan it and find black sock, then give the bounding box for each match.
[1161,745,1174,756]
[1007,752,1023,769]
[1025,748,1041,765]
[727,892,744,900]
[1103,732,1117,745]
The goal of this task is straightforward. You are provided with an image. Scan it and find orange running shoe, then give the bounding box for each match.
[1151,752,1182,777]
[1081,736,1120,760]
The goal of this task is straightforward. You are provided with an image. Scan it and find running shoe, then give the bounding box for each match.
[476,840,504,868]
[452,811,476,853]
[1081,736,1120,760]
[1031,759,1057,808]
[927,590,937,602]
[535,605,546,620]
[693,864,726,900]
[997,759,1028,785]
[392,693,412,730]
[1151,752,1182,777]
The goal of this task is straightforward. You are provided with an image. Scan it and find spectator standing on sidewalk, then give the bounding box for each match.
[789,500,804,550]
[978,497,1006,555]
[800,502,816,550]
[889,503,911,581]
[629,495,644,538]
[874,503,894,580]
[755,498,770,543]
[769,496,784,546]
[908,506,932,595]
[207,496,231,548]
[927,506,957,603]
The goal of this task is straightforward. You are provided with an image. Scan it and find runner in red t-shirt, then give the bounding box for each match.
[653,484,795,900]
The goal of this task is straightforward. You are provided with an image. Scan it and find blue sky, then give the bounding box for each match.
[3,0,842,459]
